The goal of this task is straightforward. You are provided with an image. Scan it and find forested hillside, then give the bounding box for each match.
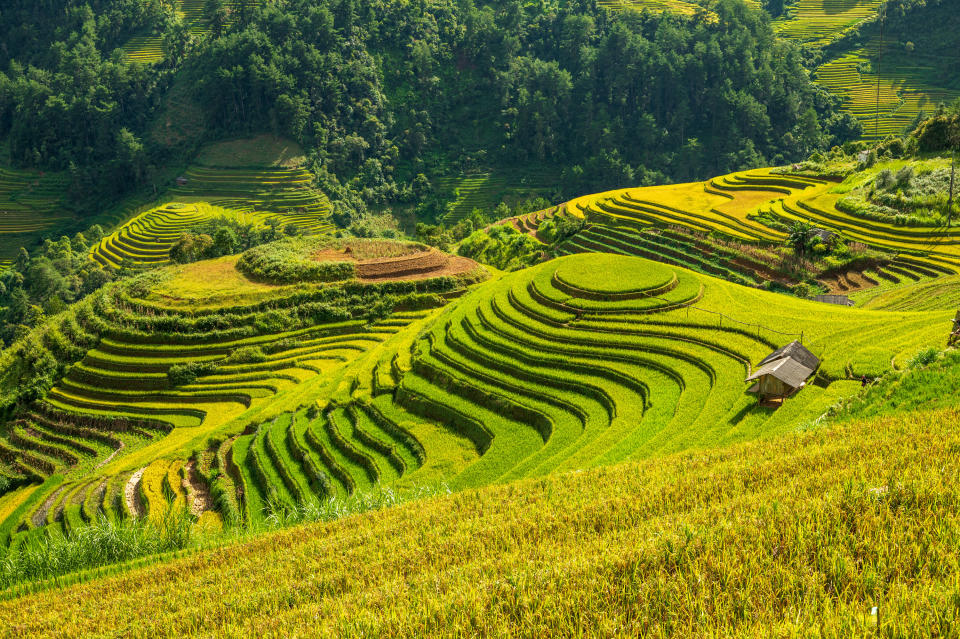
[0,0,854,216]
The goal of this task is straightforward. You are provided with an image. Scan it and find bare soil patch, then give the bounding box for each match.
[818,269,877,294]
[125,467,147,518]
[313,243,481,282]
[181,461,212,516]
[31,485,68,528]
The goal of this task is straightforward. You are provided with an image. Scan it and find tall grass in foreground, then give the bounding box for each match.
[0,484,449,594]
[0,514,192,591]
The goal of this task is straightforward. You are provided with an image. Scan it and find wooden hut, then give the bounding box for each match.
[746,341,819,400]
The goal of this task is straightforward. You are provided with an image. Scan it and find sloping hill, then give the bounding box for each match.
[2,246,948,546]
[2,403,957,635]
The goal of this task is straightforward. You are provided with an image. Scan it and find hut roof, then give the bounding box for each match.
[757,340,819,372]
[745,356,815,389]
[810,228,835,242]
[746,341,820,391]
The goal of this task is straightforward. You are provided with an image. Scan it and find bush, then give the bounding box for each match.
[895,165,914,188]
[875,169,894,190]
[168,361,219,386]
[224,346,268,364]
[907,347,939,369]
[237,238,358,284]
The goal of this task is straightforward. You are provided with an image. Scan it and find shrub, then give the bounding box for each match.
[875,169,894,190]
[224,346,268,364]
[168,361,219,386]
[907,347,939,369]
[237,238,357,284]
[895,165,914,188]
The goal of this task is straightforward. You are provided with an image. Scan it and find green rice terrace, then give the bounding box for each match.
[121,1,260,64]
[0,234,949,554]
[0,166,74,268]
[560,164,960,289]
[90,143,333,269]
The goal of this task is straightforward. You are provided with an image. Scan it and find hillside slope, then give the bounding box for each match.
[0,246,948,547]
[2,404,957,636]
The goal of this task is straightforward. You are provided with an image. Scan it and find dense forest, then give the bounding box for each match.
[0,0,857,217]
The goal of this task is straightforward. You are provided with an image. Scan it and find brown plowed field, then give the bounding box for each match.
[313,246,481,281]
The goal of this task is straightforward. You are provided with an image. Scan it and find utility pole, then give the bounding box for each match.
[875,3,885,139]
[949,150,956,226]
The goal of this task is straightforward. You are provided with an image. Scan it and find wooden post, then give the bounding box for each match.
[949,151,956,225]
[875,5,885,139]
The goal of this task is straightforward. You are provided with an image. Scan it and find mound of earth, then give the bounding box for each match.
[313,244,481,281]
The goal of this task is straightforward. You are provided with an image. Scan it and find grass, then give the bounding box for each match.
[2,403,958,635]
[146,255,289,307]
[196,135,307,168]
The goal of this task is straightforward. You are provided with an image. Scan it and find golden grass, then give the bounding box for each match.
[147,255,291,308]
[3,405,958,636]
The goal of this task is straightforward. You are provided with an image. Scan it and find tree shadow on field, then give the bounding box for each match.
[822,0,867,16]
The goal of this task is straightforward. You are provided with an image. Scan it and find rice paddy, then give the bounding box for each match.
[89,164,334,269]
[815,42,960,140]
[563,167,960,276]
[434,168,558,224]
[121,1,259,64]
[3,401,958,636]
[0,166,74,264]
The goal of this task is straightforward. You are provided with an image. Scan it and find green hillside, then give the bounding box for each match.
[0,242,949,551]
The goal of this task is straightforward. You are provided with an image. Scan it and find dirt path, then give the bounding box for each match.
[125,466,146,518]
[31,485,68,528]
[95,440,125,470]
[180,461,212,516]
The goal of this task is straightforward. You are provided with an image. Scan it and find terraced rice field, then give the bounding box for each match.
[121,0,259,64]
[89,167,333,268]
[5,403,958,636]
[565,167,960,275]
[595,0,704,16]
[0,256,473,542]
[556,225,760,286]
[3,243,947,547]
[815,45,960,140]
[774,0,881,48]
[434,168,559,224]
[190,255,947,524]
[852,273,960,311]
[0,166,74,263]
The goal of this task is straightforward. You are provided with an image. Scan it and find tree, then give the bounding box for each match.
[787,220,815,259]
